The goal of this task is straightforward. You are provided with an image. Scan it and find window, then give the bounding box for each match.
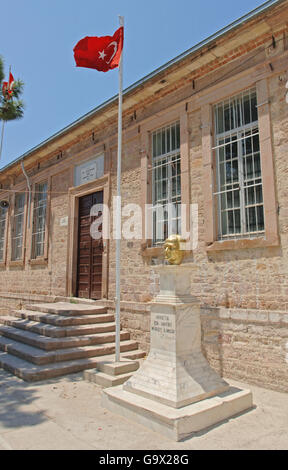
[0,205,7,262]
[12,193,25,261]
[151,122,181,245]
[213,88,264,240]
[31,182,48,258]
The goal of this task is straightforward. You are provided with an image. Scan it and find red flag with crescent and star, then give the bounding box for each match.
[2,72,15,99]
[73,26,123,72]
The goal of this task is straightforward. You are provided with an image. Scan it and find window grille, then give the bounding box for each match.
[151,122,181,245]
[213,88,265,240]
[0,206,7,261]
[31,183,48,258]
[12,193,25,260]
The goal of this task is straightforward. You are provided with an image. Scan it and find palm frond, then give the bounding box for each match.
[10,80,24,99]
[0,99,24,121]
[0,58,24,122]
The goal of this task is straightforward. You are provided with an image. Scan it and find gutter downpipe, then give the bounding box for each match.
[21,160,32,227]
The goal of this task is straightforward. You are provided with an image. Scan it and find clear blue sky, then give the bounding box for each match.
[0,0,268,169]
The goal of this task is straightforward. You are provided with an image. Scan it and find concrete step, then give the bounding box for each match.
[0,325,130,351]
[0,351,113,382]
[0,315,116,338]
[0,335,140,365]
[84,359,141,388]
[84,370,134,388]
[24,302,107,316]
[121,349,146,360]
[12,309,115,326]
[0,301,145,382]
[97,360,139,376]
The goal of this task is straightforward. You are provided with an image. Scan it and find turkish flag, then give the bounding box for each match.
[73,26,123,72]
[2,72,15,99]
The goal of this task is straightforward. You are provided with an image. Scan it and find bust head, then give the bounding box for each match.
[163,234,184,265]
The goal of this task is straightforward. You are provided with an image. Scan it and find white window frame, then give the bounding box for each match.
[151,121,181,245]
[31,182,48,259]
[0,204,8,263]
[201,77,279,253]
[11,192,26,261]
[213,88,265,241]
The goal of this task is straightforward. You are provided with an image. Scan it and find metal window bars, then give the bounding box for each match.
[213,88,265,240]
[151,122,181,245]
[31,183,47,258]
[0,206,7,261]
[12,193,25,260]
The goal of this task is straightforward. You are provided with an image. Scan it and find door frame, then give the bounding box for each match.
[66,174,110,300]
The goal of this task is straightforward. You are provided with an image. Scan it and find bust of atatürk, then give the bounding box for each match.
[163,234,184,265]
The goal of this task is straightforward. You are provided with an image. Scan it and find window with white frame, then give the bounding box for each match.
[0,205,7,262]
[31,182,48,258]
[12,193,25,260]
[151,122,181,245]
[213,88,264,240]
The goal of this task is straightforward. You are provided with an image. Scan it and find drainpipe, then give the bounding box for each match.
[21,160,32,227]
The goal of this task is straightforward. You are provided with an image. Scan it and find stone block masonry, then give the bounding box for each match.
[0,1,287,392]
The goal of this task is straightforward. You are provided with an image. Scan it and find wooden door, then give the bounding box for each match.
[77,191,103,299]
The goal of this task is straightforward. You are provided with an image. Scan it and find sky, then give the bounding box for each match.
[0,0,270,169]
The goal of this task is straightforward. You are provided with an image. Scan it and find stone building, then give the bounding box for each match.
[0,0,287,390]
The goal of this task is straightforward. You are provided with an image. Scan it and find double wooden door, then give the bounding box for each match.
[77,191,103,299]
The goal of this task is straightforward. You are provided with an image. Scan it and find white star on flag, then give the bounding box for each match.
[99,50,106,60]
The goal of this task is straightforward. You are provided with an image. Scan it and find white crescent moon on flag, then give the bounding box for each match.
[106,41,118,64]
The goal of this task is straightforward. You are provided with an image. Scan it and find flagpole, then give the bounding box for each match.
[115,15,124,363]
[0,66,11,162]
[0,121,5,161]
[0,65,10,162]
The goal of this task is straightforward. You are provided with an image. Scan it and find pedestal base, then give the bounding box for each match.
[101,265,253,440]
[123,351,229,408]
[102,384,253,441]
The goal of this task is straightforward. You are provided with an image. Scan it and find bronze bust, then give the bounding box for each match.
[164,234,185,265]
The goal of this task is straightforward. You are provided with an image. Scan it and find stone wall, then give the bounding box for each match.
[0,8,287,392]
[201,306,288,393]
[104,54,288,393]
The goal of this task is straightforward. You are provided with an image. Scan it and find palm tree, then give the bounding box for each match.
[0,56,24,159]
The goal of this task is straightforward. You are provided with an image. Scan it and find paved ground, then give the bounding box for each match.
[0,368,287,450]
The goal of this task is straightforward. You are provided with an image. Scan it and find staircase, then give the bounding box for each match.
[0,302,145,382]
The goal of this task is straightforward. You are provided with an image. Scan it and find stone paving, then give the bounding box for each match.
[0,368,287,450]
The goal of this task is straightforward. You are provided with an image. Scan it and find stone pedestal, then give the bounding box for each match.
[102,265,253,440]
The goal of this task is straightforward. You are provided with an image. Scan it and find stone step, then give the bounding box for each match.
[0,351,113,382]
[0,335,140,365]
[24,302,107,316]
[84,370,134,388]
[0,300,145,382]
[0,350,144,383]
[0,315,116,338]
[83,359,141,388]
[121,349,146,360]
[0,325,130,351]
[97,360,140,376]
[13,309,115,326]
